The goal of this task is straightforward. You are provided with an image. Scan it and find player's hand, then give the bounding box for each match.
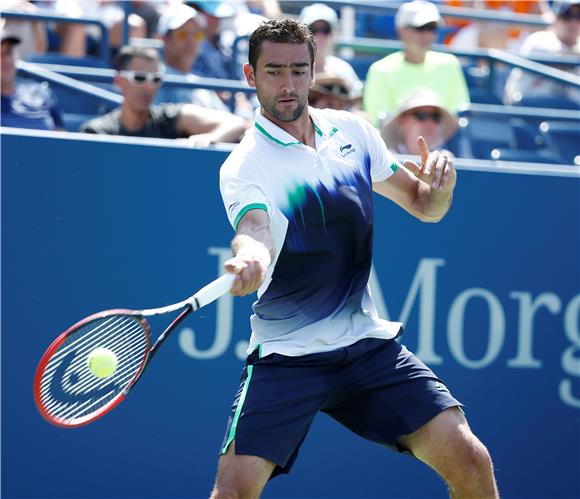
[403,136,456,193]
[224,254,267,296]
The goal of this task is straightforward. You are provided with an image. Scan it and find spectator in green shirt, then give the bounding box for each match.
[363,0,470,128]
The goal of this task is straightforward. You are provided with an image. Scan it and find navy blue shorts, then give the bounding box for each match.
[219,337,462,477]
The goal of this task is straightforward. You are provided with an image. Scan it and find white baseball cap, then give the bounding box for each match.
[395,1,442,29]
[157,3,205,37]
[300,3,338,30]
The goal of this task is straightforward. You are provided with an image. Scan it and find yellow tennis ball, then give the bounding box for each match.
[87,347,118,378]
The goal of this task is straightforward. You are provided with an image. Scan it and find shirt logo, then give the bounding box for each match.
[339,143,356,157]
[228,201,240,214]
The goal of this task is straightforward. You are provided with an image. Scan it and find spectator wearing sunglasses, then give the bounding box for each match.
[363,0,469,128]
[308,72,362,112]
[299,3,363,100]
[80,45,247,146]
[504,0,580,106]
[154,3,229,112]
[381,89,459,156]
[1,24,63,131]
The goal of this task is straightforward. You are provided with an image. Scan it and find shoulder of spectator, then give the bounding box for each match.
[79,108,121,134]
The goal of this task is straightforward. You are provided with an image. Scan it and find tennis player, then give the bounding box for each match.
[214,19,499,498]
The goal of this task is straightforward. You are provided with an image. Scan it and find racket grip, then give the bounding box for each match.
[193,273,236,309]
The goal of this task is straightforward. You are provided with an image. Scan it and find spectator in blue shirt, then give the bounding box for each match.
[1,25,63,131]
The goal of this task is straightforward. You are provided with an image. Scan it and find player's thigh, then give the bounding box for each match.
[212,441,276,498]
[397,406,491,480]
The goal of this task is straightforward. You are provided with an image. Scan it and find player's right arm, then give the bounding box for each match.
[224,209,275,297]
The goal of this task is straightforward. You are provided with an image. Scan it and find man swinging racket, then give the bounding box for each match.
[213,18,499,499]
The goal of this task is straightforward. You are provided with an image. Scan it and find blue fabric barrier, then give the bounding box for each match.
[2,130,579,499]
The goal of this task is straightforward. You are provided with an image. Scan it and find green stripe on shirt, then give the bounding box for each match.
[233,203,268,230]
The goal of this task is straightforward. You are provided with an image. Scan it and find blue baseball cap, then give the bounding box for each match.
[552,0,580,17]
[187,1,236,18]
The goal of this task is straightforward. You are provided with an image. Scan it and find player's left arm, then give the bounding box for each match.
[373,136,456,223]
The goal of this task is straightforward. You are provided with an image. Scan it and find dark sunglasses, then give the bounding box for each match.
[412,22,439,32]
[411,111,442,123]
[559,9,580,21]
[119,70,164,85]
[309,25,332,35]
[319,83,350,96]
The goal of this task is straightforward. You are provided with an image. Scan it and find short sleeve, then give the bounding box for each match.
[358,116,402,183]
[220,159,270,230]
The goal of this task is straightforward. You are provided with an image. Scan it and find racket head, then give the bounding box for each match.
[33,310,151,428]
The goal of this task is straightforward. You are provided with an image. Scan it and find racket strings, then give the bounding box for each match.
[38,314,149,424]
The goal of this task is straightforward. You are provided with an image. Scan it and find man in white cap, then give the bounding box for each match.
[299,3,362,99]
[363,0,470,127]
[155,2,228,111]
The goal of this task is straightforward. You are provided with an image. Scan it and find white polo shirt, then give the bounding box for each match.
[220,107,403,357]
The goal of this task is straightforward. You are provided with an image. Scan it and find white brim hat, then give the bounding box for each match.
[381,89,458,146]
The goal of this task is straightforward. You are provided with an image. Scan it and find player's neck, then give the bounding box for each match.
[262,108,316,148]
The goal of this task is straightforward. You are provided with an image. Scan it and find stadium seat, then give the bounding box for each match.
[462,116,516,159]
[510,118,544,150]
[516,95,580,110]
[25,53,109,69]
[62,113,98,133]
[346,55,381,81]
[539,121,580,165]
[489,148,566,164]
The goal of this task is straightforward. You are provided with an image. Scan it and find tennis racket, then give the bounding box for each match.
[33,273,235,428]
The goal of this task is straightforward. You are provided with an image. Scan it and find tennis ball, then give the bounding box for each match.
[87,347,118,378]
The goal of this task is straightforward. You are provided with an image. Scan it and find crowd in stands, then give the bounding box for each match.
[1,0,578,164]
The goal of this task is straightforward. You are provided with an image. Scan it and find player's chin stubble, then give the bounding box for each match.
[260,94,308,123]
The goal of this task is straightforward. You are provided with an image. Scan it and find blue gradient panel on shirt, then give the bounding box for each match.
[253,166,375,329]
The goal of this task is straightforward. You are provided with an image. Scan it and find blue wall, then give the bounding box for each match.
[2,130,579,499]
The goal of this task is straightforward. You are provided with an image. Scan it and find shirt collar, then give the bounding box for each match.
[254,106,339,147]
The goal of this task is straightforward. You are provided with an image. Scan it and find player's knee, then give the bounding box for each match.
[447,437,494,484]
[210,481,261,499]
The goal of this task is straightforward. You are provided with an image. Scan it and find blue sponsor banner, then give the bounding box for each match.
[2,129,579,499]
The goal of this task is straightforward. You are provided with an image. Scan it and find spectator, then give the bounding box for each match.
[2,0,47,59]
[187,1,236,80]
[299,3,362,98]
[308,72,362,112]
[445,0,551,51]
[504,0,580,105]
[46,0,147,57]
[155,3,228,111]
[380,89,459,155]
[363,0,470,127]
[80,45,247,145]
[1,24,63,131]
[245,0,282,19]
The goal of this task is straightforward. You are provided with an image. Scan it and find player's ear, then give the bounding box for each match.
[243,63,256,88]
[309,63,316,88]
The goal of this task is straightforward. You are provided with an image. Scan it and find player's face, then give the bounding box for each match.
[244,41,314,124]
[116,57,162,112]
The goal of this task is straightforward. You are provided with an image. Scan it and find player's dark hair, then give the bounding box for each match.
[248,18,316,69]
[114,45,161,71]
